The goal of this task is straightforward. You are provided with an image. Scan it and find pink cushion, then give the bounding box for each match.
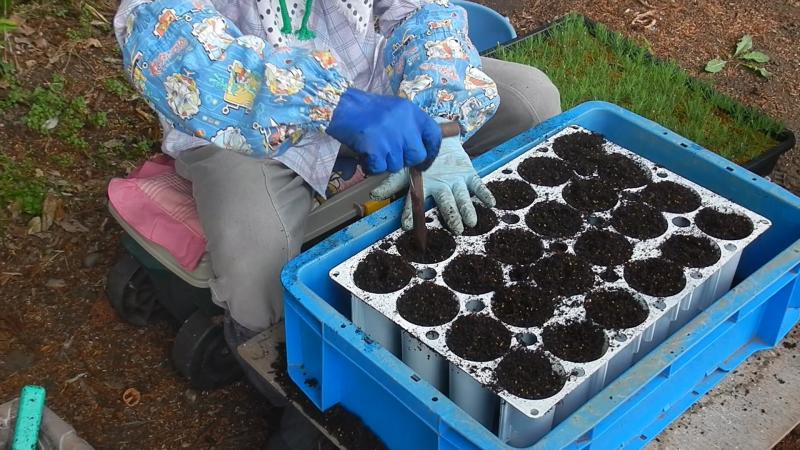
[108,155,207,271]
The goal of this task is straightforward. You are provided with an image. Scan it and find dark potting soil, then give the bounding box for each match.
[494,348,566,400]
[529,253,595,296]
[517,157,572,186]
[624,258,686,297]
[396,228,456,264]
[353,251,414,294]
[551,131,607,176]
[611,202,667,240]
[640,181,702,213]
[562,178,620,212]
[525,201,583,238]
[573,229,633,266]
[585,289,649,329]
[542,320,608,363]
[597,153,652,189]
[442,254,503,295]
[695,207,754,240]
[487,179,537,210]
[492,284,555,328]
[462,203,499,236]
[484,228,544,265]
[446,314,511,362]
[660,234,721,268]
[396,282,459,327]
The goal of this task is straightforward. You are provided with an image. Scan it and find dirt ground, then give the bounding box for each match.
[1,1,799,449]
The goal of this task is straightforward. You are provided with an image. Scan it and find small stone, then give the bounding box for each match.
[184,389,198,403]
[83,253,101,268]
[45,278,66,289]
[27,216,42,234]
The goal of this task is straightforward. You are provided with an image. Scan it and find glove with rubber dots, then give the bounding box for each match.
[369,122,496,235]
[326,88,442,174]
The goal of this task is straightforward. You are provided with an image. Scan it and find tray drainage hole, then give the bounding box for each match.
[538,146,549,153]
[466,298,486,312]
[549,242,568,253]
[432,397,439,402]
[332,272,340,277]
[516,332,537,346]
[501,213,520,224]
[587,215,605,227]
[680,143,688,148]
[417,267,437,280]
[656,172,668,178]
[725,243,738,252]
[571,367,585,377]
[672,216,690,227]
[614,333,628,343]
[653,300,666,311]
[340,323,346,329]
[411,375,421,382]
[378,242,392,251]
[502,168,513,175]
[530,408,539,416]
[690,271,703,280]
[425,216,434,224]
[425,330,440,340]
[726,166,734,172]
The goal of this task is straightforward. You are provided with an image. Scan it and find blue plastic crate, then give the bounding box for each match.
[281,101,800,449]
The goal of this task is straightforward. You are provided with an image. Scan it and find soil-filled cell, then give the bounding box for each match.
[446,314,511,362]
[562,178,620,212]
[542,320,608,363]
[525,201,583,238]
[695,207,754,240]
[597,153,652,189]
[574,229,633,266]
[485,229,544,265]
[585,289,649,329]
[624,258,686,297]
[492,284,555,328]
[396,228,456,264]
[443,254,503,295]
[611,202,667,240]
[487,179,537,210]
[396,283,459,327]
[462,203,499,236]
[551,131,607,176]
[660,234,721,268]
[353,251,415,293]
[530,253,595,296]
[494,348,566,400]
[517,157,572,186]
[640,181,702,213]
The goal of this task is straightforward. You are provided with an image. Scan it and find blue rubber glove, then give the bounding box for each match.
[369,128,496,235]
[326,88,442,174]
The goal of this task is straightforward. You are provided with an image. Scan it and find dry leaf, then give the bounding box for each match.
[58,217,89,233]
[45,278,66,289]
[34,38,49,49]
[27,216,42,235]
[85,38,103,48]
[41,193,64,232]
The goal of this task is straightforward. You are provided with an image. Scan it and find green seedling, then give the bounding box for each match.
[104,77,135,99]
[705,35,772,78]
[494,15,783,164]
[0,154,48,216]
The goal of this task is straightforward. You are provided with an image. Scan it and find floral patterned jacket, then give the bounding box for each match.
[114,0,499,195]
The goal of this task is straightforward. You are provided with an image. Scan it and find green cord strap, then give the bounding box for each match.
[278,0,292,34]
[295,0,316,40]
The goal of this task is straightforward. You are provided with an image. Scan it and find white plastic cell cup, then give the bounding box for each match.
[351,295,401,356]
[401,330,448,393]
[449,363,500,431]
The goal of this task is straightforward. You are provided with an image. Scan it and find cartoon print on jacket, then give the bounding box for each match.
[164,73,201,119]
[191,16,234,60]
[424,37,467,60]
[464,66,498,99]
[236,35,266,57]
[154,9,178,37]
[399,74,434,100]
[211,126,253,155]
[265,64,305,101]
[223,60,260,113]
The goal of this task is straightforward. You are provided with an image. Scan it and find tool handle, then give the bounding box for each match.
[439,121,461,139]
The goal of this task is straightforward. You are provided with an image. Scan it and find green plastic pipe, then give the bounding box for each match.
[11,385,46,450]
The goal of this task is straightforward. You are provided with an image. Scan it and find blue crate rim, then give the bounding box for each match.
[482,14,796,177]
[282,101,800,449]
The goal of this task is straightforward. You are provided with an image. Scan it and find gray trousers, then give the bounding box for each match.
[176,57,561,334]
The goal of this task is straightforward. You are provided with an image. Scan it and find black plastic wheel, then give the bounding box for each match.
[106,253,166,326]
[172,311,242,389]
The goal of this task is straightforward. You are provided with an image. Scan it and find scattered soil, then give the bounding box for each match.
[640,181,702,213]
[442,254,503,295]
[484,228,544,265]
[585,289,649,329]
[517,157,572,186]
[574,229,633,266]
[562,178,620,212]
[353,251,414,294]
[462,203,499,236]
[597,153,652,189]
[624,258,687,297]
[487,179,537,210]
[446,314,511,362]
[551,131,607,175]
[491,284,555,327]
[529,253,595,296]
[542,321,608,363]
[494,348,566,400]
[525,201,583,238]
[695,208,755,240]
[660,234,721,268]
[396,283,459,327]
[611,202,668,239]
[396,228,456,264]
[322,405,388,450]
